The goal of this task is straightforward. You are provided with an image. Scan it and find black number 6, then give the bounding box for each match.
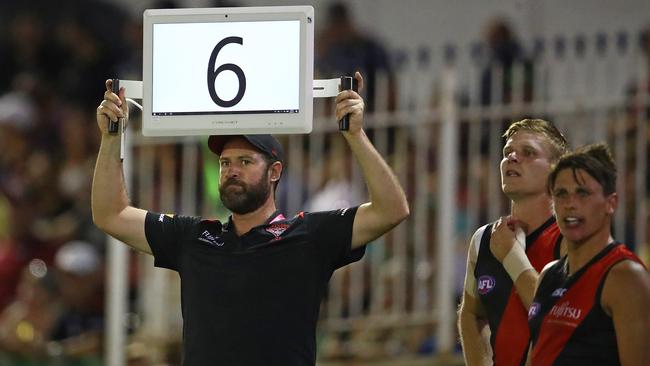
[207,36,246,107]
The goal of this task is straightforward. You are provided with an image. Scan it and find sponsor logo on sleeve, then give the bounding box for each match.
[198,230,224,247]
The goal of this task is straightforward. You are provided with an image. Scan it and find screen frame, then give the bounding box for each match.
[142,6,314,136]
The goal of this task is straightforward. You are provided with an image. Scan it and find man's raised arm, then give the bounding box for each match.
[92,79,150,254]
[334,72,410,249]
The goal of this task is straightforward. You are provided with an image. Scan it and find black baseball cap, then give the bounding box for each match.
[208,134,284,164]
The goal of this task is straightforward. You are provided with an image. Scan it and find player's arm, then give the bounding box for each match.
[601,260,650,366]
[458,229,492,366]
[92,79,150,255]
[459,292,492,366]
[334,72,409,249]
[490,216,537,309]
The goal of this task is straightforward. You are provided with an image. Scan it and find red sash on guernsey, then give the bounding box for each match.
[492,223,561,366]
[531,245,643,366]
[493,290,530,365]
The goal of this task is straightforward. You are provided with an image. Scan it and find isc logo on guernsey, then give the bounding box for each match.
[552,288,568,297]
[478,275,496,295]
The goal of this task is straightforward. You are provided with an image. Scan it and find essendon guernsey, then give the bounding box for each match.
[528,243,644,366]
[474,217,562,365]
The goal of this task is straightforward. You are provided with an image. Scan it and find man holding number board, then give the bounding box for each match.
[92,72,409,365]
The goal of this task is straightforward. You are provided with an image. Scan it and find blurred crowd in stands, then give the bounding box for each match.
[0,0,128,364]
[0,0,648,365]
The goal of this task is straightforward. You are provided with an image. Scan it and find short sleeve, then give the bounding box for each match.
[306,206,365,270]
[463,225,488,298]
[144,212,200,271]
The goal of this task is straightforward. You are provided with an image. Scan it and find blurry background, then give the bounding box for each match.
[0,0,648,365]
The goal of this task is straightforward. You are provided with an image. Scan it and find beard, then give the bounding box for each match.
[219,171,271,215]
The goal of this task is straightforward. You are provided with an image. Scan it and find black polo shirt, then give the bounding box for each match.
[144,207,364,366]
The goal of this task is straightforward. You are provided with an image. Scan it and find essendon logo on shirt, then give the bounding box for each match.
[478,275,496,295]
[265,223,289,240]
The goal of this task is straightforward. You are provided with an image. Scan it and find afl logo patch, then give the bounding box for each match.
[529,302,541,319]
[477,275,496,295]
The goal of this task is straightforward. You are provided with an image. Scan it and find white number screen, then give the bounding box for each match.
[152,20,300,115]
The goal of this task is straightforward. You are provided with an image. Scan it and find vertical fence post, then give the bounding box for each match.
[435,56,459,354]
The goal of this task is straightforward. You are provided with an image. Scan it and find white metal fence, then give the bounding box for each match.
[116,31,649,364]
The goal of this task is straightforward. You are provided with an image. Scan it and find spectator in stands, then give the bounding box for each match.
[316,2,397,112]
[0,259,61,364]
[0,11,63,93]
[609,25,650,250]
[480,17,534,106]
[478,17,535,155]
[48,241,105,363]
[624,25,650,118]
